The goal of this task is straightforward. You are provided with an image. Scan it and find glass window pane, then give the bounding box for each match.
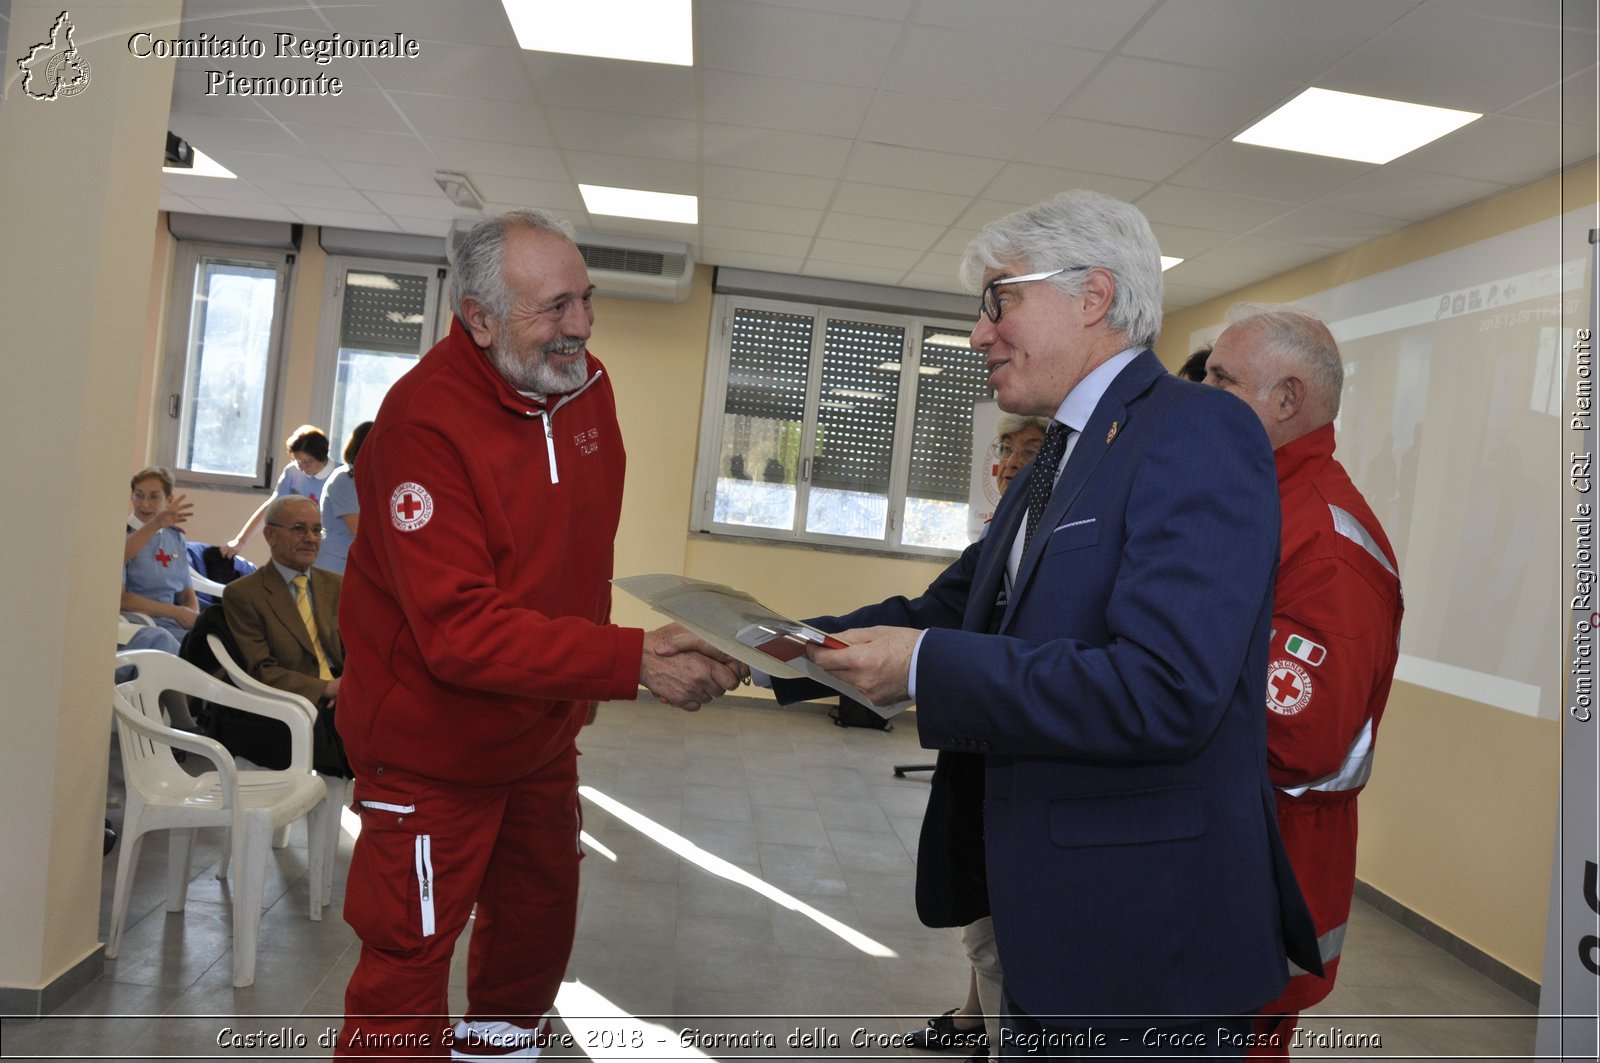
[328,269,430,448]
[902,326,993,549]
[805,317,904,539]
[180,258,279,477]
[714,307,812,530]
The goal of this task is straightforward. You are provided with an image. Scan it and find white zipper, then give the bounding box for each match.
[415,834,436,936]
[540,413,559,484]
[532,369,603,485]
[358,800,416,814]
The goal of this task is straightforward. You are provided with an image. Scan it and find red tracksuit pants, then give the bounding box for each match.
[336,753,582,1059]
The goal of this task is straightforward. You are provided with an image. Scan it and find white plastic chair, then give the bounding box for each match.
[207,632,348,913]
[108,650,329,988]
[190,569,229,599]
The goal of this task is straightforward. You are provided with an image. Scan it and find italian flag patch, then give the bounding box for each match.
[1285,633,1326,666]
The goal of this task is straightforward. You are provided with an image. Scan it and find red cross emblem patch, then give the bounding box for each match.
[1267,659,1313,716]
[153,547,173,568]
[390,482,434,532]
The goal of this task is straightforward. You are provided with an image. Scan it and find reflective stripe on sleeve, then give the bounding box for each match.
[1280,718,1375,798]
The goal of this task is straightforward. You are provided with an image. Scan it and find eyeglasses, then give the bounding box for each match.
[992,441,1043,463]
[266,522,325,539]
[980,267,1089,323]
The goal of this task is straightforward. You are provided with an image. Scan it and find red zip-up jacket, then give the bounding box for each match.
[1263,423,1404,1013]
[338,318,646,784]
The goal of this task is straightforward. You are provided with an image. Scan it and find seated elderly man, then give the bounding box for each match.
[221,494,346,771]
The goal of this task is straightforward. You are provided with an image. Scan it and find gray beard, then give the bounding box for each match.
[492,344,590,395]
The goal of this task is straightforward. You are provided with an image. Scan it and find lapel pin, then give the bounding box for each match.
[1106,421,1119,445]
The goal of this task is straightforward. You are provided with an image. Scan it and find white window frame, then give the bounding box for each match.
[691,292,986,559]
[309,255,450,452]
[156,241,295,489]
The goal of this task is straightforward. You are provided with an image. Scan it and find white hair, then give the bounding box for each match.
[960,190,1164,348]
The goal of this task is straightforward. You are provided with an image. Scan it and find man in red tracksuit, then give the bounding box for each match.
[1204,308,1404,1058]
[335,210,738,1060]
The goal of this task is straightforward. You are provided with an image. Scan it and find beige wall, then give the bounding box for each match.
[131,164,1594,985]
[1,0,181,995]
[1158,162,1598,980]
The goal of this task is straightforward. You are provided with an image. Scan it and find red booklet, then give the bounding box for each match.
[738,623,848,663]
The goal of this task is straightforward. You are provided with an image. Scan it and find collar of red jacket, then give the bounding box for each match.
[444,315,602,417]
[1274,421,1337,487]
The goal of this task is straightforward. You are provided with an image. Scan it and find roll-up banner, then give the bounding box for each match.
[1536,227,1600,1060]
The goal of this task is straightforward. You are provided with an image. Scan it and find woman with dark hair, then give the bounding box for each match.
[315,421,372,576]
[222,424,333,558]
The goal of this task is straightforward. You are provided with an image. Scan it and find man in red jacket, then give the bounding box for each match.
[335,209,737,1060]
[1204,307,1404,1058]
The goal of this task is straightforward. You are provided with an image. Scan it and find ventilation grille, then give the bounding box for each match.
[578,243,688,278]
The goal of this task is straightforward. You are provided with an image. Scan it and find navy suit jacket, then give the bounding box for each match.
[795,351,1319,1020]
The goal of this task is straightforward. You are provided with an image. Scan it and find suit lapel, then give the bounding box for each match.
[965,487,1026,631]
[265,566,318,660]
[1003,351,1166,627]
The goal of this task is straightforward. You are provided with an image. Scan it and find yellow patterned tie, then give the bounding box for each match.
[291,573,334,681]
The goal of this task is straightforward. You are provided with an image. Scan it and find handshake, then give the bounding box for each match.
[638,623,749,712]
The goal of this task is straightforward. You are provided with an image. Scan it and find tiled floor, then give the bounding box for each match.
[3,698,1536,1061]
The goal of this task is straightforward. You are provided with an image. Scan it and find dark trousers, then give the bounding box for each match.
[1000,988,1261,1060]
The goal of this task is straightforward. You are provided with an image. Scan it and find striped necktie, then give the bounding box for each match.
[291,573,334,681]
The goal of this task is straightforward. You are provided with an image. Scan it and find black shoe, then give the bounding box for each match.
[905,1009,987,1052]
[103,821,117,856]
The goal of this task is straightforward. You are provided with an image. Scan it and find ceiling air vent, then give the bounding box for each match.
[446,222,695,303]
[576,236,694,303]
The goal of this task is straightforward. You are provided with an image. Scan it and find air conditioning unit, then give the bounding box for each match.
[575,233,695,304]
[446,220,694,304]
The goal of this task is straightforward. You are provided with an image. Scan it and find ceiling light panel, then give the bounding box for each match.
[580,184,699,224]
[502,0,693,66]
[1233,87,1480,165]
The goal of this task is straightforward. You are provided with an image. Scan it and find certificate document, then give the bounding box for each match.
[613,573,911,718]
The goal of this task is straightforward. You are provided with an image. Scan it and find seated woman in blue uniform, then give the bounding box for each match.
[119,466,199,727]
[220,424,334,560]
[122,466,198,641]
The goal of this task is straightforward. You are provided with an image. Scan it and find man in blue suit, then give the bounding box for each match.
[798,191,1320,1057]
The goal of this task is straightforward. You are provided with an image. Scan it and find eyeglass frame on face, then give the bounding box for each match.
[979,266,1093,323]
[992,439,1043,462]
[266,522,325,539]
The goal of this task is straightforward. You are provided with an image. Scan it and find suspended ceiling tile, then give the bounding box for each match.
[420,137,567,182]
[914,0,1158,51]
[1016,116,1212,181]
[525,52,698,120]
[702,70,875,139]
[703,124,855,180]
[829,183,973,228]
[857,91,1048,158]
[1321,6,1579,113]
[698,199,823,238]
[883,24,1101,110]
[697,0,902,87]
[1060,56,1303,141]
[1122,0,1422,79]
[1135,184,1299,234]
[701,166,839,211]
[843,144,1004,196]
[985,164,1155,206]
[1248,204,1411,250]
[390,92,554,146]
[1311,166,1510,221]
[1167,143,1375,203]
